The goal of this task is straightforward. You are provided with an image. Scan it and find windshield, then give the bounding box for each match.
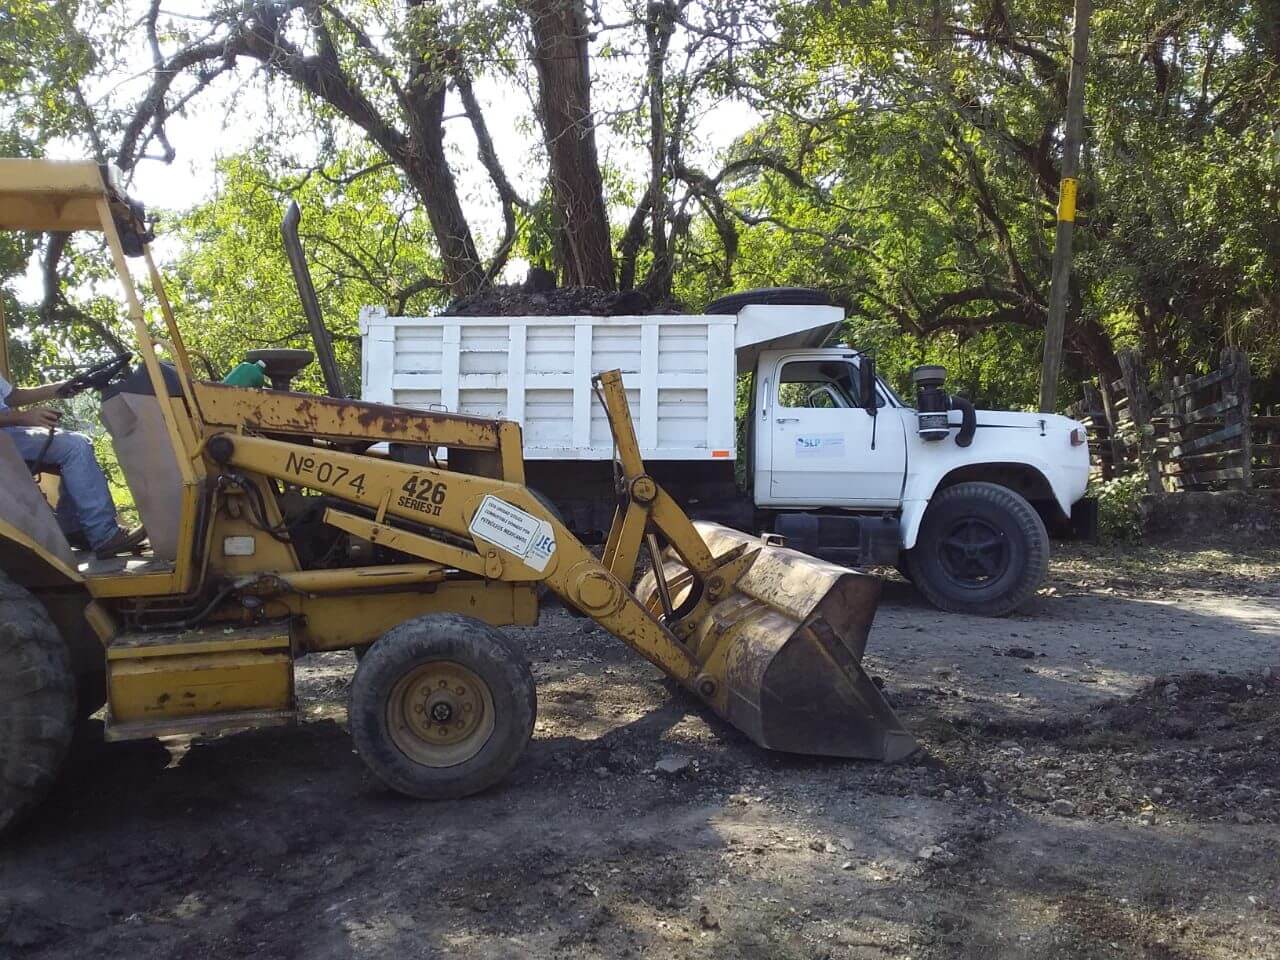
[878,376,905,408]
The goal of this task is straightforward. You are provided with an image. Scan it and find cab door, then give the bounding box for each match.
[762,354,907,507]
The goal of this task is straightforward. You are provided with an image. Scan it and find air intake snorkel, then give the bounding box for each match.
[911,365,976,448]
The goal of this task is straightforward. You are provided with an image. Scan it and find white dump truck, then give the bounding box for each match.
[361,289,1095,615]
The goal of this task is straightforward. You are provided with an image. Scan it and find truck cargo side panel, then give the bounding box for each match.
[361,310,743,462]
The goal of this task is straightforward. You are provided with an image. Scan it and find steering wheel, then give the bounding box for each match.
[57,352,134,398]
[27,352,133,476]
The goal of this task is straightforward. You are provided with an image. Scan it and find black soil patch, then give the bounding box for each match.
[925,671,1280,824]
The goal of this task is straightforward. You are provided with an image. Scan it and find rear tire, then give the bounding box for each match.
[905,482,1048,616]
[350,614,536,800]
[0,573,75,838]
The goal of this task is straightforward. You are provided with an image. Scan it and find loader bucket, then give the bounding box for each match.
[637,522,918,763]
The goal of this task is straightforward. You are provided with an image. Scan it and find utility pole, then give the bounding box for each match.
[1038,0,1091,413]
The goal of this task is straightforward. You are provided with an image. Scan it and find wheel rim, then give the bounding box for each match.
[386,660,496,767]
[937,517,1010,588]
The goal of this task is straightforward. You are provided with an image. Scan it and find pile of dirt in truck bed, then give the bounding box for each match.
[443,284,684,317]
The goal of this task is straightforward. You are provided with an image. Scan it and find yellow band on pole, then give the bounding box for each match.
[1057,177,1078,223]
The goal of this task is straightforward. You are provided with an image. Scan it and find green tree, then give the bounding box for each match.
[678,0,1280,407]
[167,151,443,394]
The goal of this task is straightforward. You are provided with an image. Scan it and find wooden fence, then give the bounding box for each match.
[1066,349,1278,492]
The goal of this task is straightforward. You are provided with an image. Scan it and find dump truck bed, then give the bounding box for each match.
[359,304,842,462]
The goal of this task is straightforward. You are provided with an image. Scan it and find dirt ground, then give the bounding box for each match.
[2,542,1278,960]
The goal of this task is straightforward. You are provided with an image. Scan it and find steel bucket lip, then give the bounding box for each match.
[635,523,918,763]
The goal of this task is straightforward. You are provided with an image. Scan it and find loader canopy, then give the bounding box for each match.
[0,159,126,231]
[0,158,208,596]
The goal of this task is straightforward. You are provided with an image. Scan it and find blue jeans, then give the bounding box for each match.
[3,427,120,548]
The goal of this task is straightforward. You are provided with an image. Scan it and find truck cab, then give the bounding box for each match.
[750,345,1092,615]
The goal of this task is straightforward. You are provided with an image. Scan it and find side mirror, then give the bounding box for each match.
[858,356,878,415]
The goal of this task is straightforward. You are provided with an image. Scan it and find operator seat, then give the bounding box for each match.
[0,430,76,571]
[99,364,186,562]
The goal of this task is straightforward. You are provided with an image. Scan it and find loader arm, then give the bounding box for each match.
[206,369,917,762]
[205,422,710,689]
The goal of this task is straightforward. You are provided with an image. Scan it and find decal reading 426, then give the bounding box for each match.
[285,451,366,495]
[397,475,448,516]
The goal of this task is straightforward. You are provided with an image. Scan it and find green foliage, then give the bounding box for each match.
[91,427,138,527]
[1092,472,1147,542]
[167,151,446,395]
[686,0,1280,409]
[0,0,101,372]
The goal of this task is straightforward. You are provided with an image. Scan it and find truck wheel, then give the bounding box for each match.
[350,614,536,800]
[906,482,1048,617]
[894,553,913,582]
[0,572,75,838]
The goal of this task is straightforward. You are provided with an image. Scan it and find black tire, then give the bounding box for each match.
[75,670,107,724]
[0,572,75,838]
[705,287,834,315]
[350,613,536,800]
[905,482,1048,616]
[894,553,913,582]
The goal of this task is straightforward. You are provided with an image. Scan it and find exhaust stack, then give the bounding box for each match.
[281,201,347,398]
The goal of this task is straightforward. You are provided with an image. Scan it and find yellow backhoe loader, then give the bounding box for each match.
[0,159,915,837]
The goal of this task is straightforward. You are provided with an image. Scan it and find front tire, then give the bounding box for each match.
[0,573,75,838]
[905,482,1049,616]
[350,614,536,800]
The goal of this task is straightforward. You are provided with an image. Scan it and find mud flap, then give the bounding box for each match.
[637,522,918,763]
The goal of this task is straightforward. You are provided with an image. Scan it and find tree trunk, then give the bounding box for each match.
[230,4,487,297]
[642,1,675,299]
[526,0,615,289]
[396,82,485,296]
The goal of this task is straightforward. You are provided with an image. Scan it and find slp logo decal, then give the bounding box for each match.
[794,433,846,459]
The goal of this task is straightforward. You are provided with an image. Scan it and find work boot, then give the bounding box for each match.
[94,526,148,560]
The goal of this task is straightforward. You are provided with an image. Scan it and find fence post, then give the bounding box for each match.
[1118,349,1162,493]
[1223,348,1252,491]
[1098,375,1124,473]
[1169,374,1184,491]
[1082,382,1113,479]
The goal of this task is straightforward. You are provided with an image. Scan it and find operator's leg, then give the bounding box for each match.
[5,428,121,549]
[54,486,84,541]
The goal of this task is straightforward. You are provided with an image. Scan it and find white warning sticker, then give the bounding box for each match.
[468,495,557,572]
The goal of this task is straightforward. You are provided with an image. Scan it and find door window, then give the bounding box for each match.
[777,360,859,409]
